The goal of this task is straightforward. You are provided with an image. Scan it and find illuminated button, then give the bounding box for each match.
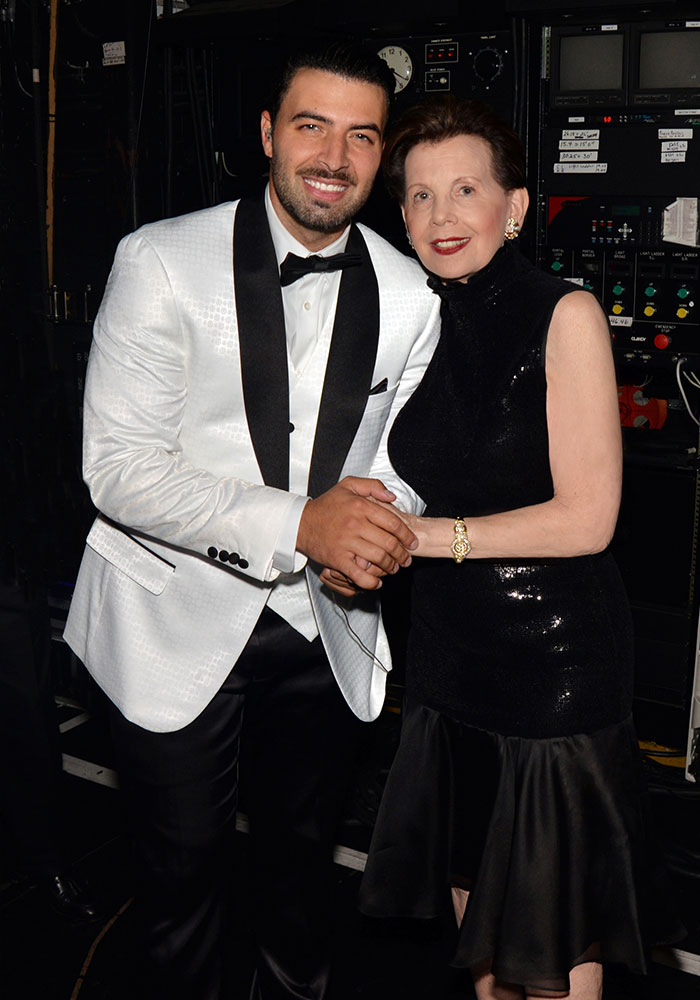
[643,305,656,317]
[612,283,624,295]
[612,303,624,315]
[644,285,656,297]
[654,334,670,349]
[583,282,593,291]
[678,287,690,299]
[551,260,563,272]
[677,307,689,319]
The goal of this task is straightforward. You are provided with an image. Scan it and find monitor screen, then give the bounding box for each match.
[639,31,700,89]
[558,33,624,92]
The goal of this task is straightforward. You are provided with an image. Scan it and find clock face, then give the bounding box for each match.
[378,45,413,94]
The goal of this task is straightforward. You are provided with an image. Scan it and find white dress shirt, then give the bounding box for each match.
[264,186,352,639]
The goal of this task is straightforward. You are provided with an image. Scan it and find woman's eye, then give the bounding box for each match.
[459,186,473,196]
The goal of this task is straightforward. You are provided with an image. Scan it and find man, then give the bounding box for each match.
[64,41,440,1000]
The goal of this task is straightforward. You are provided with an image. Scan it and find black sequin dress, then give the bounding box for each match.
[359,244,681,993]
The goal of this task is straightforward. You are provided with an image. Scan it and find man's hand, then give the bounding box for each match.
[297,476,417,591]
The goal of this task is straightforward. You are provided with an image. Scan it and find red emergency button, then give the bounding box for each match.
[654,333,670,350]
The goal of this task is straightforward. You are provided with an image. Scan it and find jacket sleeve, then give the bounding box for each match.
[82,229,307,583]
[367,294,441,515]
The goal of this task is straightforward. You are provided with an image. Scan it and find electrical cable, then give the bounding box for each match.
[125,0,154,229]
[675,358,700,426]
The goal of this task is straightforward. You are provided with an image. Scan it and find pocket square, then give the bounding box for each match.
[369,377,388,395]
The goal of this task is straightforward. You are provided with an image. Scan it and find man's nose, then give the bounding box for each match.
[316,133,349,173]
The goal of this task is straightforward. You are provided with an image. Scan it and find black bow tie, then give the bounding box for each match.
[279,251,362,287]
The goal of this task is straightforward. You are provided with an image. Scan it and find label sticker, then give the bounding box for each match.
[554,163,608,173]
[609,316,633,327]
[559,139,600,149]
[661,151,687,163]
[559,151,599,161]
[658,128,693,139]
[661,141,689,151]
[562,129,600,139]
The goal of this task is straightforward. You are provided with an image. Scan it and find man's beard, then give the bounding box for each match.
[270,159,366,234]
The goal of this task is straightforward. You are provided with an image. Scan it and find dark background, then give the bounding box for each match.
[2,6,700,986]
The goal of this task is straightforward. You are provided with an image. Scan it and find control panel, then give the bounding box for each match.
[542,195,699,359]
[374,30,514,124]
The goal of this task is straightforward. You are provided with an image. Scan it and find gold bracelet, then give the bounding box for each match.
[451,517,471,563]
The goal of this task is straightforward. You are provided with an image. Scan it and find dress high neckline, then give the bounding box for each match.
[426,240,521,306]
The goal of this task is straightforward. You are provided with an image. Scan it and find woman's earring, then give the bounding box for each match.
[504,217,520,241]
[406,229,414,249]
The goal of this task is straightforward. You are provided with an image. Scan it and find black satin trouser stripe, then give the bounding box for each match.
[109,608,362,1000]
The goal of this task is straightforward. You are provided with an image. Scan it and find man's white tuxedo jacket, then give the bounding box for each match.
[64,196,440,732]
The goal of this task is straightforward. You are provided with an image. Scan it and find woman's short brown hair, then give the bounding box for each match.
[383,95,526,202]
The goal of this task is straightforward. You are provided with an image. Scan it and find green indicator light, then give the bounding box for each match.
[552,260,563,272]
[678,287,690,299]
[612,283,624,296]
[645,286,656,297]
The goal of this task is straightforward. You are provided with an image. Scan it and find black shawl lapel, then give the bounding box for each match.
[233,195,289,491]
[307,225,380,498]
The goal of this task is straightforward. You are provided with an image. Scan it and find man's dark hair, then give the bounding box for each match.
[267,40,395,126]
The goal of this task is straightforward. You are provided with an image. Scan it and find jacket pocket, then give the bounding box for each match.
[85,517,174,595]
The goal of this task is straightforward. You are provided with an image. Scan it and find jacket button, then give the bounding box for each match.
[207,546,218,559]
[219,550,229,562]
[238,558,249,569]
[228,552,240,565]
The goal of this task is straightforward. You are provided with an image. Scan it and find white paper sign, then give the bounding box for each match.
[103,41,126,66]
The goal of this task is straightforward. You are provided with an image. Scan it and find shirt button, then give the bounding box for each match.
[289,422,295,433]
[238,558,249,570]
[303,301,311,311]
[219,550,229,562]
[207,546,218,559]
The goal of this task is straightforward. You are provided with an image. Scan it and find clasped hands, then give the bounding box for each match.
[295,476,415,597]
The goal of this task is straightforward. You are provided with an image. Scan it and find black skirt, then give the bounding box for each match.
[359,700,683,995]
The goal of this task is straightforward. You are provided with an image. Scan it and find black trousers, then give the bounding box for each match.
[109,607,363,1000]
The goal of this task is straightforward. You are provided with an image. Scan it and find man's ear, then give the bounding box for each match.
[261,111,273,158]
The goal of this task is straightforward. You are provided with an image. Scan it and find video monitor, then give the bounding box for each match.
[632,25,700,104]
[550,27,627,107]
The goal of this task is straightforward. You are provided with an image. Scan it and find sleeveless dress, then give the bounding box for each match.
[359,244,681,994]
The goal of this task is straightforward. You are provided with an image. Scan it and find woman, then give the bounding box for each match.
[324,97,680,999]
